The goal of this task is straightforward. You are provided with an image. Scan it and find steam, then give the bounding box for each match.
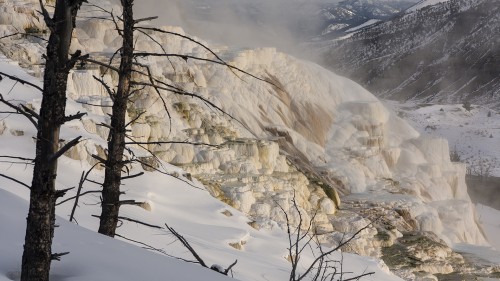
[134,0,339,55]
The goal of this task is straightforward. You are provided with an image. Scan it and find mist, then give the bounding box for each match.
[134,0,338,56]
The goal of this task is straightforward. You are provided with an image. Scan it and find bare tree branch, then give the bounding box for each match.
[114,233,200,264]
[164,223,208,268]
[224,260,238,275]
[121,172,144,180]
[56,190,101,206]
[134,16,158,24]
[64,111,87,122]
[0,72,43,92]
[50,252,69,261]
[133,52,283,90]
[92,75,115,100]
[0,155,34,162]
[0,173,31,189]
[49,136,82,162]
[125,139,219,148]
[0,94,38,128]
[92,215,162,229]
[38,0,54,31]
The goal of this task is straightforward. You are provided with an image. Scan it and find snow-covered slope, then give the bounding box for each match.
[407,0,450,12]
[316,0,418,39]
[0,189,235,281]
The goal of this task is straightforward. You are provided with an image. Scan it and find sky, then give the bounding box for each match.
[134,0,335,53]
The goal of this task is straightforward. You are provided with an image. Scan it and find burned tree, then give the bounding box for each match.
[19,0,86,280]
[97,0,135,237]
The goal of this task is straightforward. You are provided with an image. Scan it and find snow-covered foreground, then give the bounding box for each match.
[0,188,234,281]
[0,166,399,281]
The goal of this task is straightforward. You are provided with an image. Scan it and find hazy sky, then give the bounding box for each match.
[134,0,335,53]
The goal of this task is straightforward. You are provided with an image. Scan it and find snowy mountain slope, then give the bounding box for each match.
[407,0,451,12]
[321,0,500,107]
[0,0,499,279]
[316,0,418,39]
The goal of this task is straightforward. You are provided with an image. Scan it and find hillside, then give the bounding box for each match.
[317,0,418,39]
[321,0,500,107]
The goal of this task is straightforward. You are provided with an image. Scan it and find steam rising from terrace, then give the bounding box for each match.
[134,0,339,55]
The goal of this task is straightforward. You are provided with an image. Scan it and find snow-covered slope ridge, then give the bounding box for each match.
[0,0,494,279]
[407,0,450,12]
[0,188,235,281]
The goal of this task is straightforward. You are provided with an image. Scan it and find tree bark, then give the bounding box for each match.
[98,0,135,237]
[21,1,83,281]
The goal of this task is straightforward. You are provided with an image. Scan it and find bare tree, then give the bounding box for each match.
[1,1,88,280]
[97,0,135,237]
[277,192,375,281]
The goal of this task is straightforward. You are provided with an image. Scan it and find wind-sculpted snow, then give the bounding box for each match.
[0,1,496,279]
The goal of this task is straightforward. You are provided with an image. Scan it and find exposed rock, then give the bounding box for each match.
[0,120,5,135]
[139,156,159,172]
[221,210,233,217]
[9,129,23,136]
[382,231,464,276]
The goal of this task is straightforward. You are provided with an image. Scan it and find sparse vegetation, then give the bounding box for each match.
[23,25,42,34]
[462,101,472,111]
[450,148,461,162]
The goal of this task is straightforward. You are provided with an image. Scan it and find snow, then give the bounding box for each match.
[345,19,382,33]
[386,101,500,177]
[406,0,450,12]
[0,188,234,281]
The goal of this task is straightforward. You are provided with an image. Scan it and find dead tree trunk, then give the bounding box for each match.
[21,1,85,281]
[98,0,135,237]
